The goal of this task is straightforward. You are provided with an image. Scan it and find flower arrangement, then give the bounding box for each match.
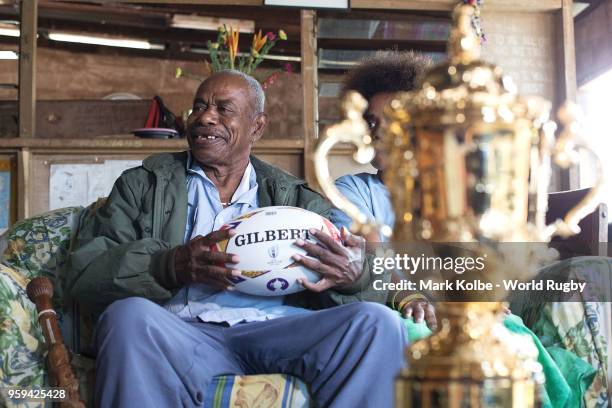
[176,25,289,88]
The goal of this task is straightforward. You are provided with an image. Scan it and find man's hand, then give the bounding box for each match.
[173,229,241,290]
[292,227,365,293]
[402,300,437,331]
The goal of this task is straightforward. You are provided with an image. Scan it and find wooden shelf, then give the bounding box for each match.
[349,0,562,11]
[114,0,563,11]
[0,136,305,153]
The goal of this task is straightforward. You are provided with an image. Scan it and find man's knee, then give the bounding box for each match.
[346,302,404,334]
[96,297,163,340]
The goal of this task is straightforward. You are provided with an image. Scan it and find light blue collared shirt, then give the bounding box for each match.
[164,153,309,325]
[330,172,394,241]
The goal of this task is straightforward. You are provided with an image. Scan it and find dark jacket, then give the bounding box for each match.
[65,152,388,317]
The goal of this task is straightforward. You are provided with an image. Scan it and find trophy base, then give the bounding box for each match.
[396,374,540,408]
[395,302,544,408]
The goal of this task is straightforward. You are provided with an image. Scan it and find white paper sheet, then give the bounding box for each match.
[49,160,142,210]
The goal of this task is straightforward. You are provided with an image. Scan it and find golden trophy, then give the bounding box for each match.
[313,4,603,407]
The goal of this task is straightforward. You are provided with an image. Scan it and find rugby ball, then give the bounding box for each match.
[212,206,341,296]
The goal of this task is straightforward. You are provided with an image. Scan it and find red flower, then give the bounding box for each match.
[266,32,277,41]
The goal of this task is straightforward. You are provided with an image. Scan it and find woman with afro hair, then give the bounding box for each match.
[329,50,437,329]
[332,50,431,235]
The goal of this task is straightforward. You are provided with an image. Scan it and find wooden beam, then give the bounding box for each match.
[18,0,37,139]
[17,148,30,219]
[37,1,169,28]
[0,137,303,151]
[0,3,302,32]
[556,0,579,190]
[317,8,450,21]
[350,0,562,11]
[301,9,318,188]
[318,38,446,52]
[85,0,565,9]
[556,0,577,105]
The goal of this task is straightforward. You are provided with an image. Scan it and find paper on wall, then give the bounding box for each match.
[49,160,142,210]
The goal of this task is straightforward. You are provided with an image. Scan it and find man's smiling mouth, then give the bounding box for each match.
[190,130,226,143]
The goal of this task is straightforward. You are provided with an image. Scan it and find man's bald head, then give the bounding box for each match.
[201,70,265,115]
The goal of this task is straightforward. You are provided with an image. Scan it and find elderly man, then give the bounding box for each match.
[66,70,405,407]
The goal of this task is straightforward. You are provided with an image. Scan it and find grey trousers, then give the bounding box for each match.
[94,297,407,408]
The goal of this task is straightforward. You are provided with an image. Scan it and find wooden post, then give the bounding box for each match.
[556,0,579,190]
[17,148,30,220]
[19,0,37,139]
[301,9,318,188]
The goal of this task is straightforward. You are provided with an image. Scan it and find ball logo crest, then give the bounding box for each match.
[268,245,279,259]
[267,278,289,292]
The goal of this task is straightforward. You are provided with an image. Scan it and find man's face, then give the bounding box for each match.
[186,73,264,166]
[364,92,395,171]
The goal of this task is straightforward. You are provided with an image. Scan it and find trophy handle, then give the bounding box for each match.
[545,102,604,239]
[314,91,391,238]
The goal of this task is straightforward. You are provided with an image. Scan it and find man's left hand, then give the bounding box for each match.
[292,227,364,292]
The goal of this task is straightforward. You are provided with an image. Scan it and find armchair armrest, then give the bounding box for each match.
[27,277,84,408]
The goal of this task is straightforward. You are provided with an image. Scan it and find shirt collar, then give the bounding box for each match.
[186,151,257,205]
[231,161,256,204]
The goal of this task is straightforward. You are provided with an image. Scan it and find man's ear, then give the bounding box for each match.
[250,113,268,144]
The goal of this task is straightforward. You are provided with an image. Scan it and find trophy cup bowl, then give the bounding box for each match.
[313,4,603,408]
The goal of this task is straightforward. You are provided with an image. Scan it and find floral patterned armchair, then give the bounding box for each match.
[0,207,310,407]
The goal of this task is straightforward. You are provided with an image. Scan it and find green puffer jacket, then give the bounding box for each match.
[65,151,389,318]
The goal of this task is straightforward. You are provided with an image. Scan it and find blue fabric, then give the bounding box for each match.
[330,172,394,240]
[94,297,407,408]
[183,152,259,243]
[164,153,308,325]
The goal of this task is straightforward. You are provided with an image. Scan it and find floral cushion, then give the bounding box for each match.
[517,256,612,408]
[543,302,609,407]
[0,263,45,408]
[0,207,89,407]
[2,207,83,306]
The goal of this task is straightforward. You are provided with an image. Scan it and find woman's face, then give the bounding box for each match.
[364,92,395,171]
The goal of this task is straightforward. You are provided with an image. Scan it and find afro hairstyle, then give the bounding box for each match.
[343,50,432,101]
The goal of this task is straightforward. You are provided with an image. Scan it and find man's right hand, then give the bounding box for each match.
[173,229,241,289]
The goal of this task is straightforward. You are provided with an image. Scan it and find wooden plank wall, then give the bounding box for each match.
[0,48,303,141]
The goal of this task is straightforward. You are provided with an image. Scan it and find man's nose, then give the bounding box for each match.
[199,107,218,125]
